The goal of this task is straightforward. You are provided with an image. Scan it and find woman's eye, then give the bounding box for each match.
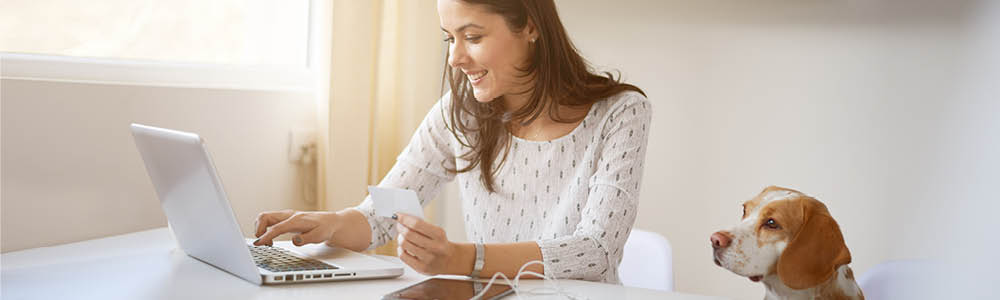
[764,218,780,229]
[465,35,482,42]
[443,36,454,43]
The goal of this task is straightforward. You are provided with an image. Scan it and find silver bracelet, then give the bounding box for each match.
[471,243,485,278]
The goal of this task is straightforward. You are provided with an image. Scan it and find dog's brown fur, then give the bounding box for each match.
[713,186,864,300]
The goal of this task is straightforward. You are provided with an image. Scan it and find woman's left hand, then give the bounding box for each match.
[393,212,464,275]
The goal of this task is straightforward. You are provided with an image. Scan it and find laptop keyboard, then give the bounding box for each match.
[250,245,339,273]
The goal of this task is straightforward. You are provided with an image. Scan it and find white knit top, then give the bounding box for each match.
[353,90,651,283]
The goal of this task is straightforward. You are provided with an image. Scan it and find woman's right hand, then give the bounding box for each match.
[253,209,340,247]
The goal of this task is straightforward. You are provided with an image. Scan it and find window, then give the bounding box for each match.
[0,0,310,67]
[0,0,314,91]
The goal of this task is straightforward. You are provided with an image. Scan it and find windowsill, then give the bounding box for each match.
[1,53,314,92]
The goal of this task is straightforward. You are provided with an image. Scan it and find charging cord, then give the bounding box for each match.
[470,260,588,300]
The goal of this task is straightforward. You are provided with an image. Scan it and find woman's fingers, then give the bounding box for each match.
[395,213,445,240]
[254,215,309,246]
[398,247,427,274]
[255,211,339,246]
[392,213,456,276]
[397,233,432,260]
[293,226,331,246]
[254,209,294,238]
[397,224,435,250]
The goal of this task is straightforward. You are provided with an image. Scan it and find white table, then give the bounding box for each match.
[1,228,728,299]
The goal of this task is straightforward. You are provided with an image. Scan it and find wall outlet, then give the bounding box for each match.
[288,128,316,163]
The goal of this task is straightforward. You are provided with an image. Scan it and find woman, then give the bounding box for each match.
[253,0,650,283]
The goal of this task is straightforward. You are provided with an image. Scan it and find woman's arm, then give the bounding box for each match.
[251,207,373,251]
[452,242,545,278]
[394,212,544,278]
[324,208,375,252]
[532,93,652,281]
[255,95,457,250]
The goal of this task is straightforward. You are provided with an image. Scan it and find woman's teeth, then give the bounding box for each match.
[468,71,488,81]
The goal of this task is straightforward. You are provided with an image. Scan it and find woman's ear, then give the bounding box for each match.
[524,19,539,43]
[776,199,851,289]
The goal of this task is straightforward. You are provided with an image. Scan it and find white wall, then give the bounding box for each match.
[549,0,999,298]
[1,77,316,253]
[930,2,1000,298]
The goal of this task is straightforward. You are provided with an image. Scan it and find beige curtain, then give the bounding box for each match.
[314,0,445,255]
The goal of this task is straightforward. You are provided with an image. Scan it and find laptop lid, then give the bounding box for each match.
[130,123,262,285]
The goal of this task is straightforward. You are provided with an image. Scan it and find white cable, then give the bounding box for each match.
[470,260,589,300]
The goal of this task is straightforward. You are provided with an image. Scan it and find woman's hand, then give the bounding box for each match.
[253,209,340,247]
[394,213,473,276]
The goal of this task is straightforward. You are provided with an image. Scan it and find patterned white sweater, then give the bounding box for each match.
[353,90,651,283]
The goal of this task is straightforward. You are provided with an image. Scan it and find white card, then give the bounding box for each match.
[368,186,425,219]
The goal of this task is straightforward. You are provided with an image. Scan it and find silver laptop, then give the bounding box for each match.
[130,123,403,285]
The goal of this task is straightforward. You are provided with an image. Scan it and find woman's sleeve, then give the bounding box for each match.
[351,96,458,251]
[536,92,652,281]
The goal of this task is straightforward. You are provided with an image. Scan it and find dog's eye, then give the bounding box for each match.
[764,218,780,229]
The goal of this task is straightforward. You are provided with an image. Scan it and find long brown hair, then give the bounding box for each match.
[443,0,645,193]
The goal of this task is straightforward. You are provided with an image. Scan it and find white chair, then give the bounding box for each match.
[618,228,673,291]
[858,259,939,300]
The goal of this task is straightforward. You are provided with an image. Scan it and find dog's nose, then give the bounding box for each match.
[711,231,731,249]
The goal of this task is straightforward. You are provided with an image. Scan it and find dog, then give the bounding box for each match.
[711,186,863,300]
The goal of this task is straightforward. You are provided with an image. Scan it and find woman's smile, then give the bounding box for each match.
[466,70,488,85]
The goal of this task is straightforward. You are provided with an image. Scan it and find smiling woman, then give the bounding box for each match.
[440,0,645,192]
[254,0,651,284]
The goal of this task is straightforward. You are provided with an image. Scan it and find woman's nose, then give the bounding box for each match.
[448,44,467,69]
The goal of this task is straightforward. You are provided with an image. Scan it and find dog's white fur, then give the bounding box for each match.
[713,187,863,300]
[715,190,794,278]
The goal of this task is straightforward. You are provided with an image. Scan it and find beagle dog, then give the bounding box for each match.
[711,186,863,300]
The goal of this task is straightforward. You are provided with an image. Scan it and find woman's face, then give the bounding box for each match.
[438,0,537,104]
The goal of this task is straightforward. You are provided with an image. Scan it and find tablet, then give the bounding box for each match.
[382,277,514,300]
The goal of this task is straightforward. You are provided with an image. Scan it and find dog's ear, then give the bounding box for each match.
[777,198,851,289]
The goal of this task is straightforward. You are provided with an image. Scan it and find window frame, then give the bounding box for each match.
[1,53,313,92]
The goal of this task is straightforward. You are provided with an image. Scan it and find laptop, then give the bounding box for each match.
[130,123,404,285]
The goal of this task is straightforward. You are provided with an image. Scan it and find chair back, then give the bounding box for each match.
[618,229,673,291]
[858,259,939,300]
